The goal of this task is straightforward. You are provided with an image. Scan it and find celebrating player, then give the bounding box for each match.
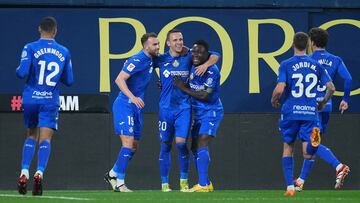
[154,29,219,192]
[104,33,160,192]
[294,28,351,191]
[16,16,74,196]
[271,32,335,196]
[174,40,223,192]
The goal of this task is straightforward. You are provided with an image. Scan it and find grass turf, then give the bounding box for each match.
[0,190,359,203]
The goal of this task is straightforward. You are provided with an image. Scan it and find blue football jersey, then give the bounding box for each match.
[277,55,332,121]
[189,64,223,116]
[118,50,154,100]
[310,50,352,112]
[16,38,73,105]
[155,50,192,109]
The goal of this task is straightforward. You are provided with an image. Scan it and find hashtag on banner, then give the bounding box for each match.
[11,96,22,111]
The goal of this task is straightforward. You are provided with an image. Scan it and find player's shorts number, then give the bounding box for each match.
[158,121,167,131]
[38,60,60,87]
[291,73,318,98]
[127,116,134,126]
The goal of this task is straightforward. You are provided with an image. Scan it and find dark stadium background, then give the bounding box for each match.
[0,0,359,190]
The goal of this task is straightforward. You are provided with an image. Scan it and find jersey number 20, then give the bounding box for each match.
[291,73,318,98]
[38,60,60,87]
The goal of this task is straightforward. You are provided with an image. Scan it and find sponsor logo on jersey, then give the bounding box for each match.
[190,83,205,91]
[126,63,136,72]
[163,69,171,78]
[292,105,316,115]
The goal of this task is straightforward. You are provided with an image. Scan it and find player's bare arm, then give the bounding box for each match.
[173,76,210,101]
[195,54,219,76]
[318,81,335,111]
[115,70,145,108]
[271,82,285,108]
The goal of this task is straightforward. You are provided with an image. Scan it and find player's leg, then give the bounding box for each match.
[314,112,350,189]
[19,104,39,182]
[107,99,134,192]
[32,104,58,196]
[296,116,322,191]
[295,121,321,192]
[174,108,191,192]
[158,110,174,192]
[279,119,298,196]
[190,110,223,193]
[18,105,39,195]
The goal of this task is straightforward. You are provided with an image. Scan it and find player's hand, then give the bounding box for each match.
[156,80,162,90]
[130,97,145,109]
[339,100,348,114]
[271,99,280,108]
[173,76,186,90]
[195,64,208,76]
[317,101,325,112]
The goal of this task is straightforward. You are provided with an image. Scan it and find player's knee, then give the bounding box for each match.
[120,135,134,148]
[198,135,211,148]
[304,142,318,158]
[282,142,294,156]
[160,142,172,153]
[176,142,189,154]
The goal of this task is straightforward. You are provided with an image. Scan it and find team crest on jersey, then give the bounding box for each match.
[206,78,213,86]
[21,50,27,58]
[163,70,171,78]
[190,73,194,80]
[126,63,136,72]
[172,60,179,67]
[129,127,134,133]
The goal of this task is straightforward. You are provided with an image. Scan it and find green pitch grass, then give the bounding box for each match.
[0,190,359,203]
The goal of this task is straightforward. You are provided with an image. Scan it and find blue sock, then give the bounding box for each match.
[176,142,189,180]
[21,138,36,170]
[37,140,51,173]
[306,142,318,156]
[282,156,294,186]
[159,143,172,184]
[114,147,132,180]
[197,147,210,187]
[299,157,315,180]
[316,144,340,169]
[112,150,135,172]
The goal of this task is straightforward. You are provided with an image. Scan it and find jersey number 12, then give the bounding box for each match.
[38,60,60,86]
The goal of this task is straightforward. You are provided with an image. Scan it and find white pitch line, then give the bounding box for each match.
[0,194,94,201]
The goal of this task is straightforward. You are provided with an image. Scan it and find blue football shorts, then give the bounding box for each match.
[23,103,59,130]
[279,119,318,143]
[158,108,191,142]
[113,96,142,140]
[192,109,224,138]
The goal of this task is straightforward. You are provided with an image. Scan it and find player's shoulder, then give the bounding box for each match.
[206,64,220,75]
[280,57,294,67]
[24,40,39,50]
[129,50,149,63]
